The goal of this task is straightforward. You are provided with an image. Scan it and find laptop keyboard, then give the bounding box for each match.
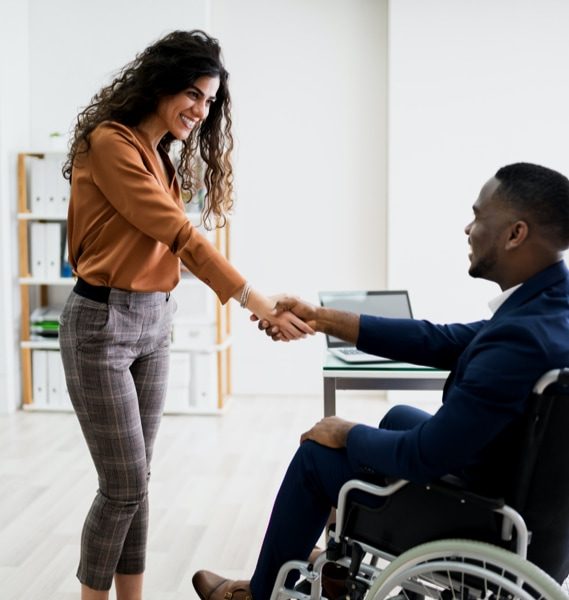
[338,347,360,355]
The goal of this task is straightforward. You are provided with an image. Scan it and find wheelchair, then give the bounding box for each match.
[270,369,569,600]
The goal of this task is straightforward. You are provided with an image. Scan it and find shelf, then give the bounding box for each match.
[19,277,74,285]
[17,212,67,221]
[22,397,232,416]
[21,340,60,350]
[17,151,233,412]
[23,339,232,352]
[21,404,73,413]
[170,338,232,353]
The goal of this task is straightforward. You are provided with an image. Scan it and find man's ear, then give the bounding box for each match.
[505,220,529,250]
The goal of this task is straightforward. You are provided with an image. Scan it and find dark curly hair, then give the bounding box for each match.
[63,29,234,229]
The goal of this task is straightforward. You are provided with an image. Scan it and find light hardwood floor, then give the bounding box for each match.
[0,393,390,600]
[5,395,567,599]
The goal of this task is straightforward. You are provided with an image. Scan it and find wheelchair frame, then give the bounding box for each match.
[269,369,569,600]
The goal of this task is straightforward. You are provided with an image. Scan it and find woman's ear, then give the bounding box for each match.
[505,220,529,250]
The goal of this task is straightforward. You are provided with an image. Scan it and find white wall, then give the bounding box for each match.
[0,1,211,413]
[0,0,30,413]
[388,0,569,324]
[28,0,211,149]
[212,0,388,395]
[1,1,387,411]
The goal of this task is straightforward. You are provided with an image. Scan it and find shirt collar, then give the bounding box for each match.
[488,283,522,314]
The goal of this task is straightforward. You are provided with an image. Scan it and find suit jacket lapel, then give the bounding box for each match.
[492,261,569,320]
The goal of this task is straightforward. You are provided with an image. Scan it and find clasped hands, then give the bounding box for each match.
[250,295,317,342]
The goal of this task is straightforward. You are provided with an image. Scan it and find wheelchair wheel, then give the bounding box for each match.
[366,539,567,600]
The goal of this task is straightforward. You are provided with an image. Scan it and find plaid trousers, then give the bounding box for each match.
[59,289,174,590]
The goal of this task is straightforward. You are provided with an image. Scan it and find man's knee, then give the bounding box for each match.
[379,404,430,431]
[290,441,355,503]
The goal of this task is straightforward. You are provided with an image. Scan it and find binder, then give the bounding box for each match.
[61,225,72,278]
[57,353,71,409]
[54,157,70,218]
[32,350,48,406]
[166,353,191,411]
[46,155,68,218]
[28,155,68,217]
[45,223,62,280]
[47,351,62,407]
[44,158,58,216]
[29,222,46,279]
[30,305,62,339]
[191,353,217,409]
[28,157,46,215]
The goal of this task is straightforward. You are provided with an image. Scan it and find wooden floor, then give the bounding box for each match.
[0,393,390,600]
[3,393,568,599]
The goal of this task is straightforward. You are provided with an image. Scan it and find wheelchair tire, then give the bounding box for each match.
[366,538,567,600]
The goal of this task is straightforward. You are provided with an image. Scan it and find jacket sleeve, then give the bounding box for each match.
[357,315,485,369]
[88,125,245,303]
[347,321,545,483]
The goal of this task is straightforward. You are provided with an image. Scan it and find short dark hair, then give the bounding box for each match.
[494,162,569,249]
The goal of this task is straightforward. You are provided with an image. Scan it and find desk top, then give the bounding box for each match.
[323,352,449,378]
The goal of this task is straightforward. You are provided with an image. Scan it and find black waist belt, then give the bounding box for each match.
[74,278,112,303]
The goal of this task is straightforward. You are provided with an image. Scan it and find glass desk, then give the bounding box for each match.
[323,353,449,416]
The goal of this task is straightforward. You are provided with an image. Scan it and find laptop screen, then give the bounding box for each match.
[318,290,412,348]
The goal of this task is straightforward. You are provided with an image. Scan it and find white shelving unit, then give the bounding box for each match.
[17,152,73,411]
[17,152,233,415]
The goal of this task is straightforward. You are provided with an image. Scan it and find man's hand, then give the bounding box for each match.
[251,296,319,341]
[300,416,357,448]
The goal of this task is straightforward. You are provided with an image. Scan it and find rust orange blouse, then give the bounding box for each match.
[67,121,245,303]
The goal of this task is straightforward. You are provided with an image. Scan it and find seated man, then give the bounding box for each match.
[192,162,569,600]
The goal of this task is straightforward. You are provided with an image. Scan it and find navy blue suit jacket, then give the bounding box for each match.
[347,260,569,487]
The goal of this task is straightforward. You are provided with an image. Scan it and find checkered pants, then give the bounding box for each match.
[59,289,174,590]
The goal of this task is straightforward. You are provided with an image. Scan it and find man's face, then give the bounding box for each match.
[464,177,517,282]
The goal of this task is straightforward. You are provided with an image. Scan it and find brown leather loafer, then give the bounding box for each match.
[321,562,349,600]
[192,570,252,600]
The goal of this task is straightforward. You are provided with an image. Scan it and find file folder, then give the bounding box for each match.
[29,222,46,279]
[45,223,62,280]
[29,157,46,215]
[32,350,48,406]
[47,351,62,407]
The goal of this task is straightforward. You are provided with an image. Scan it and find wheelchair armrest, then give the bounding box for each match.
[334,479,409,543]
[331,476,523,545]
[335,477,505,541]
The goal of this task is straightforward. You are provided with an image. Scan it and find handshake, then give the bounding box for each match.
[250,295,318,342]
[250,295,360,346]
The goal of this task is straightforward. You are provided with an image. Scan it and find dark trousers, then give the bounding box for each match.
[250,404,431,600]
[59,289,173,590]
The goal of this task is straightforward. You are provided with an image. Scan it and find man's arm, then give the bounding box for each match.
[256,296,483,369]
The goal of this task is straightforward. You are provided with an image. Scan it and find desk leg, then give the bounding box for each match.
[323,377,336,417]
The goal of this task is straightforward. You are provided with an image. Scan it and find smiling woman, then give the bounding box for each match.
[57,29,313,600]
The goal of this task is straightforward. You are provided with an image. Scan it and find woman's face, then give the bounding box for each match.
[156,75,220,140]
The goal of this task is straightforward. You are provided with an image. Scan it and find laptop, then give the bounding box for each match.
[319,290,413,363]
